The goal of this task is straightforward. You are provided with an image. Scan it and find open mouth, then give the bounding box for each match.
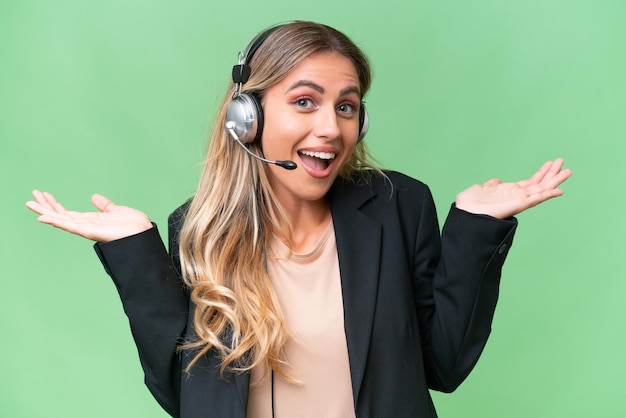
[298,150,336,171]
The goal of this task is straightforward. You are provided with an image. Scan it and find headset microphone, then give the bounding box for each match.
[225,121,297,170]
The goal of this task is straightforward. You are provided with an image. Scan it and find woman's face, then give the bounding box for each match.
[261,51,362,210]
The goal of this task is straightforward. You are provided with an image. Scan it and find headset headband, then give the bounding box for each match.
[232,25,283,87]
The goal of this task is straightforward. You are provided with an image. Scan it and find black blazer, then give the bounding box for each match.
[95,171,517,418]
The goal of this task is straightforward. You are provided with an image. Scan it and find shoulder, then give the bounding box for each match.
[381,170,429,193]
[168,200,191,227]
[333,170,431,201]
[330,170,435,225]
[166,199,192,249]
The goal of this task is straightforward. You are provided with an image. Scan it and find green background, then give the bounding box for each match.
[2,0,624,416]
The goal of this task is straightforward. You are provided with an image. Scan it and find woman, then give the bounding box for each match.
[27,21,571,418]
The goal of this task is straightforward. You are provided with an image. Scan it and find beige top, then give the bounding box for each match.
[246,221,355,418]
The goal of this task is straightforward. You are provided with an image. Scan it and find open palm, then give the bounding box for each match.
[26,190,153,242]
[455,158,572,219]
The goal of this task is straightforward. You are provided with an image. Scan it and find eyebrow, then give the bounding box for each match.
[285,80,361,97]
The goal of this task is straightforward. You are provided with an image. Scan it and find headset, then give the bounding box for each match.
[224,24,369,155]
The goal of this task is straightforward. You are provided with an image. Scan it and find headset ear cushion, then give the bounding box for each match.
[249,93,264,143]
[358,102,369,143]
[225,93,265,144]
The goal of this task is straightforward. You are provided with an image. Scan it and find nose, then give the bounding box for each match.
[313,106,341,140]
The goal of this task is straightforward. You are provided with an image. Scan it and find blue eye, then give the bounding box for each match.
[337,103,357,115]
[294,98,314,108]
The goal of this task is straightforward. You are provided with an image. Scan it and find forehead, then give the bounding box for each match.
[280,52,360,92]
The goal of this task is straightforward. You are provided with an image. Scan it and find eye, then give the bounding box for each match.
[293,97,315,109]
[337,102,357,116]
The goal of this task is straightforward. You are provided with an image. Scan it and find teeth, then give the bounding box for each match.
[300,150,336,160]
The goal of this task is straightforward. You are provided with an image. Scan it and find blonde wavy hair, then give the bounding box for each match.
[178,21,380,381]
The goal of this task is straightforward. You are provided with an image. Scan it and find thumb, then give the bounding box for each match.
[91,194,116,212]
[483,178,502,188]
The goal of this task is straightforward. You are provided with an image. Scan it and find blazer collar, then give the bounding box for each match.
[329,175,383,404]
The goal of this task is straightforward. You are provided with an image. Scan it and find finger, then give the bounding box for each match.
[527,160,554,185]
[544,167,572,190]
[27,203,73,226]
[25,200,47,216]
[27,191,62,216]
[548,158,565,175]
[538,158,565,184]
[32,190,69,214]
[527,188,565,208]
[483,178,502,187]
[31,190,55,211]
[92,194,116,212]
[529,157,571,191]
[42,191,68,213]
[36,213,85,235]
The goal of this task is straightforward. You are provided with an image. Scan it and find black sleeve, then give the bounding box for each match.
[94,222,188,417]
[411,186,517,392]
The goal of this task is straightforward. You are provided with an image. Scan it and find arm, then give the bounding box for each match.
[414,159,570,391]
[94,223,188,417]
[26,191,188,417]
[415,199,516,392]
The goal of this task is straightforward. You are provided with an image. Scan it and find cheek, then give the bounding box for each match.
[262,115,307,148]
[339,116,361,139]
[341,126,360,151]
[340,145,357,167]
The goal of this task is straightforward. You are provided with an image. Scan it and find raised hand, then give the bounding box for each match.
[455,158,572,220]
[26,190,153,242]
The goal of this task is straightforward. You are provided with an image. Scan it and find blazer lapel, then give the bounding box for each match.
[234,370,250,411]
[329,177,382,404]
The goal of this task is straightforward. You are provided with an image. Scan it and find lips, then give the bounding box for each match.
[298,149,336,174]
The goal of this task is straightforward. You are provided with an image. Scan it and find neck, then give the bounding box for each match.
[276,198,332,254]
